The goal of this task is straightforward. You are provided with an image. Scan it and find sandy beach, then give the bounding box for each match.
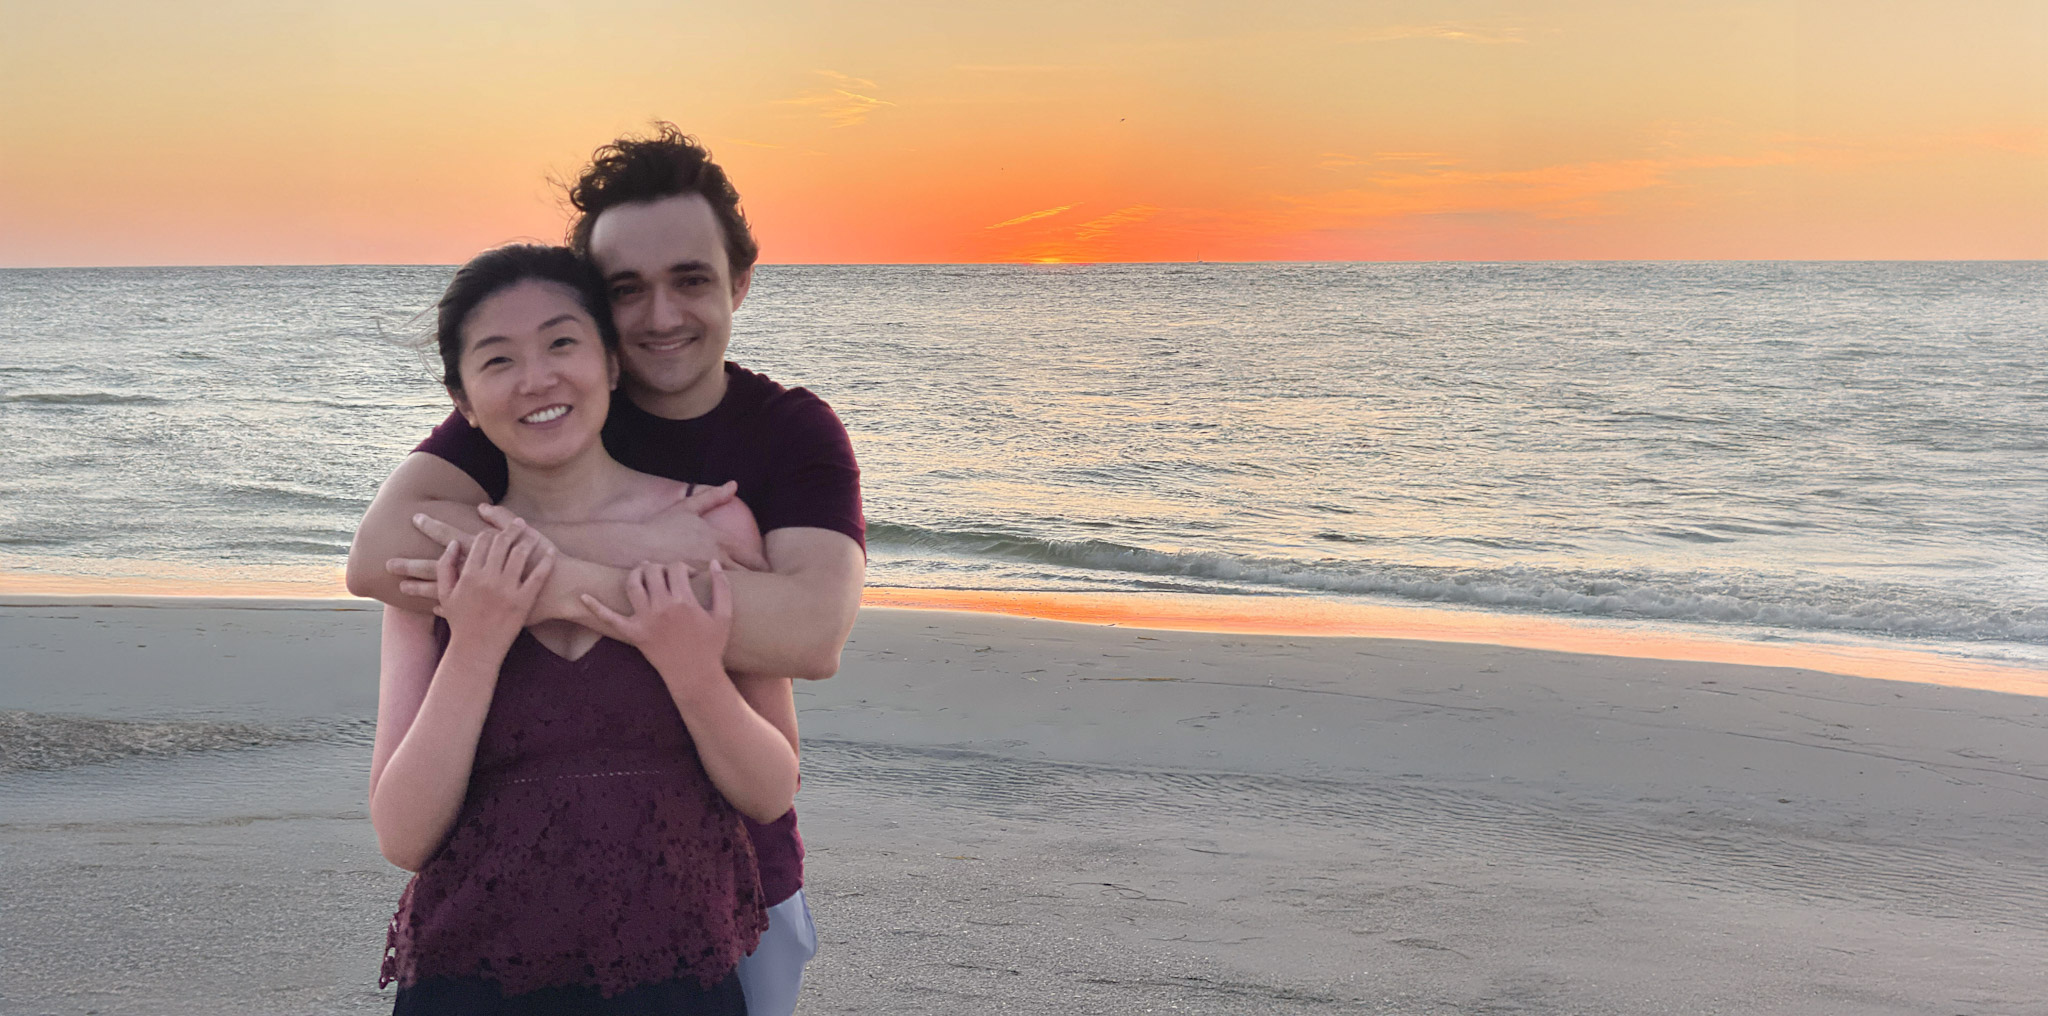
[2,596,2044,1015]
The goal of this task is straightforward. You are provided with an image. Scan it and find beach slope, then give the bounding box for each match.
[1,598,2042,1014]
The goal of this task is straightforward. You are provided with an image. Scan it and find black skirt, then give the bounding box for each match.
[393,970,745,1016]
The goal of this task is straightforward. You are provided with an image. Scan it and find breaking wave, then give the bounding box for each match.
[867,522,2048,644]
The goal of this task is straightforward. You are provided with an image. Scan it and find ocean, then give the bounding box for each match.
[2,261,2043,668]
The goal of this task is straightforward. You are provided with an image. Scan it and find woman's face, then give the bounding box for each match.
[450,279,617,470]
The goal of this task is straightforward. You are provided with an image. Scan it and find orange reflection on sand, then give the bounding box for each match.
[861,587,2048,699]
[0,567,349,600]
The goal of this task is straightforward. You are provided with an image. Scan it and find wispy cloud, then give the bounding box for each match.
[816,70,878,90]
[1964,128,2047,155]
[1356,23,1526,45]
[1321,151,1461,171]
[994,205,1169,262]
[779,70,895,127]
[986,203,1080,229]
[953,63,1078,74]
[1277,152,1792,226]
[1073,205,1159,241]
[1285,126,2043,228]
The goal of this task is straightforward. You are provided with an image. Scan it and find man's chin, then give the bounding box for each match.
[624,364,716,400]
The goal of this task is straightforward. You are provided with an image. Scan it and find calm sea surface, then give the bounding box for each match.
[2,262,2043,666]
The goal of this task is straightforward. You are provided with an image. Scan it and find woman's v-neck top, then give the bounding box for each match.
[380,629,767,999]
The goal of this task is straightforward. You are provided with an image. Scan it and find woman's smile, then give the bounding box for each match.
[519,404,572,426]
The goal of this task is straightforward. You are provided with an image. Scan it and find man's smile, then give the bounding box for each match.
[639,335,696,354]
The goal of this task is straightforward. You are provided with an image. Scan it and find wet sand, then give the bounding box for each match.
[1,597,2044,1014]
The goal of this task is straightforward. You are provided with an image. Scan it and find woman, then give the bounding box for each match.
[369,244,797,1014]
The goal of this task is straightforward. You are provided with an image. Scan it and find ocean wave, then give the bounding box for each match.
[867,521,2048,644]
[216,482,369,512]
[0,712,371,774]
[0,392,171,407]
[218,539,352,557]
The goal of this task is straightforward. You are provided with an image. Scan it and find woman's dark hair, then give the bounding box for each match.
[435,244,617,392]
[566,123,759,274]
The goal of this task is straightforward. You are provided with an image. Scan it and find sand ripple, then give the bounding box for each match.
[804,738,2048,933]
[0,711,369,774]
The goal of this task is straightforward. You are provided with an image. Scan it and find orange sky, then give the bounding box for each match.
[2,1,2043,266]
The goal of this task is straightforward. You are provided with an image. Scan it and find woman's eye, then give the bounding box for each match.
[483,356,511,369]
[551,336,577,348]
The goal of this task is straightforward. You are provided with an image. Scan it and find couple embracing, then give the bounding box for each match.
[349,125,865,1015]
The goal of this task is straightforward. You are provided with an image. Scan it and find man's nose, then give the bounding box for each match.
[647,283,684,333]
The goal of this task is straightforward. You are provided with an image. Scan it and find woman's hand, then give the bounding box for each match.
[436,525,553,654]
[579,560,733,690]
[581,561,797,822]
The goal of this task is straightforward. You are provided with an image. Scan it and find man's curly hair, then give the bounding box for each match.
[566,123,759,275]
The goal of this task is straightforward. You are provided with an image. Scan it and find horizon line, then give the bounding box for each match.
[5,257,2046,271]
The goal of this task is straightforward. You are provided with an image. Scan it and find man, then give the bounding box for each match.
[347,124,865,1015]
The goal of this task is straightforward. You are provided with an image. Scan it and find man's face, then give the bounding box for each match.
[587,193,752,419]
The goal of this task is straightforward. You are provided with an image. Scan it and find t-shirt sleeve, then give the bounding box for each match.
[411,410,511,503]
[756,391,865,550]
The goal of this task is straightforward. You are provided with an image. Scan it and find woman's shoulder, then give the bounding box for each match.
[633,470,694,505]
[611,470,696,520]
[613,471,761,536]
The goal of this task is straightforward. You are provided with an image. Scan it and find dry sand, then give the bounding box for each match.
[1,596,2044,1015]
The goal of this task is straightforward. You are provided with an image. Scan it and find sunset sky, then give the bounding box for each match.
[3,1,2043,266]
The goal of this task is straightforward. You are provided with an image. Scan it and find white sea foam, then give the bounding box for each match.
[865,522,2048,644]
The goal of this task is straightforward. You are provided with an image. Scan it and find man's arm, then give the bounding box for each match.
[348,454,731,621]
[345,453,490,613]
[708,526,865,681]
[357,456,861,677]
[601,523,860,680]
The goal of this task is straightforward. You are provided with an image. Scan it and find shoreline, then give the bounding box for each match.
[4,577,2043,699]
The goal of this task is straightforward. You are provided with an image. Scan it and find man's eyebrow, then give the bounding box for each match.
[605,262,715,285]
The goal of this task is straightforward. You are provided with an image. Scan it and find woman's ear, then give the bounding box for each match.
[449,386,478,427]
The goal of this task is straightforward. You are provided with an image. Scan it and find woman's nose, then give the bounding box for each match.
[514,359,557,393]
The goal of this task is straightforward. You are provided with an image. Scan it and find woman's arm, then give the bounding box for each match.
[368,530,553,871]
[580,562,800,823]
[734,674,798,757]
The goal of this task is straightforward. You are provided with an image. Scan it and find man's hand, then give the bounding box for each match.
[388,508,560,604]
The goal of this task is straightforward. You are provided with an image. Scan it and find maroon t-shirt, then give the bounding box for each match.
[413,362,865,905]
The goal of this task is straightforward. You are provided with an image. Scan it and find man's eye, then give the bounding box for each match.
[611,285,641,300]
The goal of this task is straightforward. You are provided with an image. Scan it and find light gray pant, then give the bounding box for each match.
[736,890,817,1016]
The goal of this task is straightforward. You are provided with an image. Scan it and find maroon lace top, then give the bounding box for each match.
[380,629,767,999]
